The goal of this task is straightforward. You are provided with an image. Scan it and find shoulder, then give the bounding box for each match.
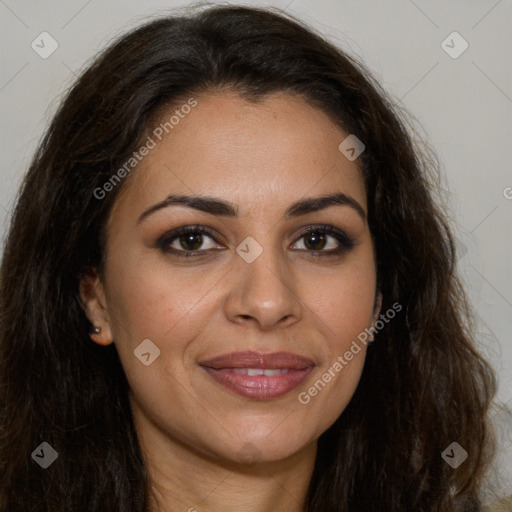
[485,496,512,512]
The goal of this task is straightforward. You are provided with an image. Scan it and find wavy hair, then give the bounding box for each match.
[0,4,496,511]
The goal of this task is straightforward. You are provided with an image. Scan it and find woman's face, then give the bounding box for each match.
[82,90,380,464]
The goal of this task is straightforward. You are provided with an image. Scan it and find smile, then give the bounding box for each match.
[201,366,313,399]
[232,368,289,376]
[199,351,315,399]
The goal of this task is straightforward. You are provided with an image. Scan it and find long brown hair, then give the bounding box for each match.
[0,4,496,511]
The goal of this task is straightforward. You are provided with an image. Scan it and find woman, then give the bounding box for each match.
[0,4,499,511]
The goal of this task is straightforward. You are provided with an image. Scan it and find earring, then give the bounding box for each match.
[91,326,101,335]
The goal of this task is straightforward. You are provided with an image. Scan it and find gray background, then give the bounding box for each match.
[1,0,511,501]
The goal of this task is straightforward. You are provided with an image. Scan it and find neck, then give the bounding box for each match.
[134,410,317,512]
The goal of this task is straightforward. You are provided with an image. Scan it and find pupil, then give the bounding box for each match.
[178,231,328,252]
[305,231,326,250]
[181,233,202,250]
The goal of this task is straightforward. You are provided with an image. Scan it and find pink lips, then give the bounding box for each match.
[199,351,315,400]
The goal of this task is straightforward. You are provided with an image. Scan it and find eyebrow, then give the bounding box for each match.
[137,192,366,224]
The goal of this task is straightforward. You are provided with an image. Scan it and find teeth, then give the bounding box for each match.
[232,368,289,376]
[262,368,286,376]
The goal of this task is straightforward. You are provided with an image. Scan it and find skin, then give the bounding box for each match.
[80,90,382,512]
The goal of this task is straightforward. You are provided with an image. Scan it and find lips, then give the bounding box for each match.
[199,351,315,400]
[199,350,315,370]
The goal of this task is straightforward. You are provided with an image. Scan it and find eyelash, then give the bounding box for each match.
[156,224,356,259]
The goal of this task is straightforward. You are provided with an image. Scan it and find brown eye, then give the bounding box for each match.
[178,232,204,251]
[302,230,328,251]
[292,225,356,256]
[156,226,222,258]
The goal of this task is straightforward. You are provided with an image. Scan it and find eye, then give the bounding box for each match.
[156,226,223,258]
[156,224,356,260]
[291,224,356,256]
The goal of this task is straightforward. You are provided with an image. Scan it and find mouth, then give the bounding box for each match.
[199,351,315,400]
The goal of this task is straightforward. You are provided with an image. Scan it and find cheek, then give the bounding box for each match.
[105,251,210,342]
[104,251,225,388]
[295,257,375,421]
[302,349,366,440]
[305,258,377,344]
[106,242,377,371]
[103,260,206,408]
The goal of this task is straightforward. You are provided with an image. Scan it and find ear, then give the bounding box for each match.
[371,290,383,325]
[367,290,383,343]
[79,268,114,346]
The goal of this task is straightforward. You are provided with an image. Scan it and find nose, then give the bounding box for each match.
[224,244,303,331]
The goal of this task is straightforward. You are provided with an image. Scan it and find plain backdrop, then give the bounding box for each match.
[1,0,511,501]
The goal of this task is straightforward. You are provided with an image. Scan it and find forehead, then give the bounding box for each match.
[110,91,366,223]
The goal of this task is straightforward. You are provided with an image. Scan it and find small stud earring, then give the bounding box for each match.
[91,326,101,335]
